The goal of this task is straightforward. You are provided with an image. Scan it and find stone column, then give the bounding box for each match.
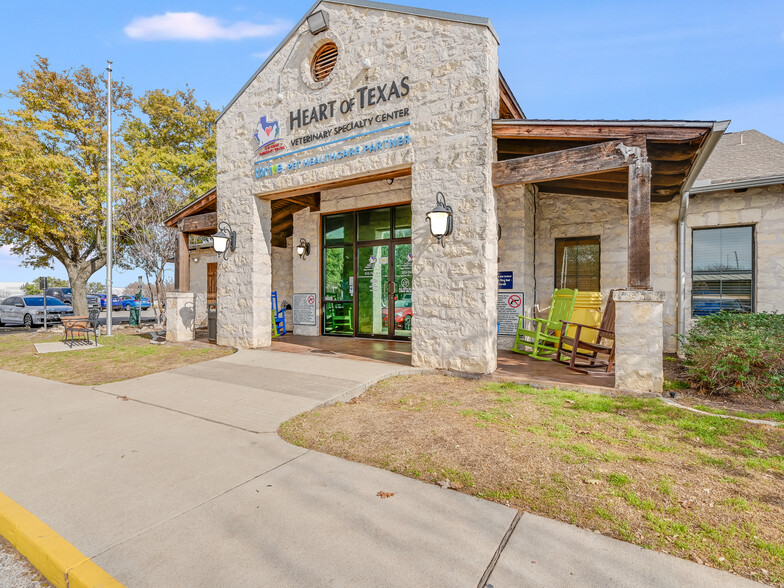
[409,28,500,375]
[614,290,665,393]
[215,175,273,349]
[165,292,196,342]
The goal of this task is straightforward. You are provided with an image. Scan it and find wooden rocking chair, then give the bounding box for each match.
[556,289,620,374]
[511,288,578,360]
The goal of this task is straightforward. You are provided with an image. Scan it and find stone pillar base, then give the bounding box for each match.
[614,290,665,393]
[166,292,196,342]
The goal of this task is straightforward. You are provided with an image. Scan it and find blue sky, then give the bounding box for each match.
[1,0,783,286]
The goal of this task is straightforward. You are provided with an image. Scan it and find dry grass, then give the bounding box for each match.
[280,374,784,586]
[0,331,233,385]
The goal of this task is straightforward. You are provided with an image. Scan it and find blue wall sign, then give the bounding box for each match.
[498,271,513,290]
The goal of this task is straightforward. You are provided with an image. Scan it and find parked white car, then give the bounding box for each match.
[0,295,74,328]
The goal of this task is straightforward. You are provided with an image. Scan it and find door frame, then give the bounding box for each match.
[354,238,411,340]
[321,204,412,341]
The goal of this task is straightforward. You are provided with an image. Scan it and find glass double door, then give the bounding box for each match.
[322,205,412,340]
[357,241,412,338]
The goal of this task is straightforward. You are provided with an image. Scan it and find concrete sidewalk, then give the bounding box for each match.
[0,351,763,587]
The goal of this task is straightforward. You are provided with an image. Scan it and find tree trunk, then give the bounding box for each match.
[144,274,160,327]
[65,267,91,316]
[63,256,105,316]
[155,273,167,328]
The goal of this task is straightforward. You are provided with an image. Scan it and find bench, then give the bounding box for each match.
[62,313,99,347]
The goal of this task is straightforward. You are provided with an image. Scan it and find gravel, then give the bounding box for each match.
[0,537,51,588]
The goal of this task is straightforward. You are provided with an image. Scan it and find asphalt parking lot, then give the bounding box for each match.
[0,309,159,335]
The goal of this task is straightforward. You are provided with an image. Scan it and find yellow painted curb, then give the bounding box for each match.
[0,492,124,588]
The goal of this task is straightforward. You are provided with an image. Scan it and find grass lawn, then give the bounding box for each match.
[0,331,234,385]
[280,374,784,586]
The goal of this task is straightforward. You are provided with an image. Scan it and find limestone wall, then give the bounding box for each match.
[188,249,218,294]
[218,2,500,371]
[320,175,412,214]
[496,184,535,349]
[534,192,680,352]
[685,184,784,321]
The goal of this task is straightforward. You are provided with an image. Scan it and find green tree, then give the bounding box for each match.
[0,57,133,315]
[119,88,217,196]
[21,276,68,295]
[117,88,217,324]
[87,281,105,293]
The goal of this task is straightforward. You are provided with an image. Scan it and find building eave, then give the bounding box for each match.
[690,174,784,194]
[681,120,730,194]
[164,187,217,227]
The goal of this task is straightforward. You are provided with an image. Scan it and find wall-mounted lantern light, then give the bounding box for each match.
[212,221,236,260]
[426,191,453,248]
[307,10,329,34]
[296,238,311,260]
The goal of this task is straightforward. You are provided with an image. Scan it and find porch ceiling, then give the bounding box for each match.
[271,193,320,248]
[493,120,715,202]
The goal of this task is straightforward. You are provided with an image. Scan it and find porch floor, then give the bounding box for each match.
[495,349,615,390]
[269,335,615,390]
[270,335,413,366]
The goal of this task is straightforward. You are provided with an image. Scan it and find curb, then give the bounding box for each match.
[661,397,783,427]
[0,491,124,588]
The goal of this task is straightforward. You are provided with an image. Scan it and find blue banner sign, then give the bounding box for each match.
[498,271,513,290]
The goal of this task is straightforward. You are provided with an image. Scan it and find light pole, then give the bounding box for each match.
[106,60,113,336]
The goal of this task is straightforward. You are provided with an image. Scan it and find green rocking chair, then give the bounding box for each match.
[511,288,578,360]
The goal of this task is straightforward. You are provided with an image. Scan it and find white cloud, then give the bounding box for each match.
[252,49,273,60]
[124,12,289,41]
[0,245,18,267]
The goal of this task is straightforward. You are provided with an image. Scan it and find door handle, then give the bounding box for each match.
[388,281,396,295]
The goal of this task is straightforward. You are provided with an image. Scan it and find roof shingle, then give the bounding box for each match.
[696,129,784,185]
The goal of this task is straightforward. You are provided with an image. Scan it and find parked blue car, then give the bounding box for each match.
[90,293,122,311]
[692,293,746,317]
[120,295,151,310]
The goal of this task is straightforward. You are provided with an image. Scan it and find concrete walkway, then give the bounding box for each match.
[0,351,762,587]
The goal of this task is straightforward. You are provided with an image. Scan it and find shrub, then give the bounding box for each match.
[680,312,784,400]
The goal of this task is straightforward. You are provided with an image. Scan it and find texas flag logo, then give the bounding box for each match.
[254,116,283,154]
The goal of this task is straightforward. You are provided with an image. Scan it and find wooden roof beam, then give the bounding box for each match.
[179,211,217,234]
[271,202,306,225]
[498,141,699,163]
[284,193,320,211]
[493,123,709,142]
[493,139,633,187]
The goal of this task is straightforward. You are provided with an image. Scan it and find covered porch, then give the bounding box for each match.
[493,119,725,392]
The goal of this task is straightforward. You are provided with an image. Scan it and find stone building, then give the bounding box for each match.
[165,0,783,394]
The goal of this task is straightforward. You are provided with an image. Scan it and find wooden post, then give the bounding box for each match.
[176,230,190,292]
[627,149,652,290]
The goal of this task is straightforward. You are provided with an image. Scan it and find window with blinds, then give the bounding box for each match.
[555,237,600,291]
[692,226,754,316]
[311,42,338,81]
